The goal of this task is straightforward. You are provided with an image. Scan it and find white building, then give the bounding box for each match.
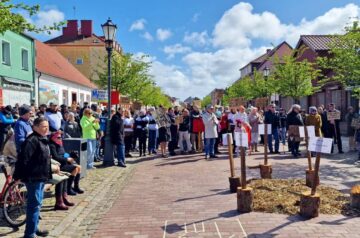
[35,40,95,106]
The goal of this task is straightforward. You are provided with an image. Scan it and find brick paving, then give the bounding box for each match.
[0,137,359,237]
[93,139,360,238]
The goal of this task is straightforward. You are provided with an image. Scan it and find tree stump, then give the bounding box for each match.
[300,191,320,218]
[229,176,241,193]
[350,185,360,209]
[237,187,253,213]
[260,164,272,179]
[305,169,319,188]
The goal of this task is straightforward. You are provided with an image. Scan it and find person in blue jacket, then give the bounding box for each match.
[0,105,14,151]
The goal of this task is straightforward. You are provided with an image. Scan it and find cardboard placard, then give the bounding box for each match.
[258,124,272,135]
[235,132,248,148]
[229,97,246,108]
[175,115,184,125]
[308,137,333,154]
[255,97,268,109]
[351,118,360,129]
[222,133,233,146]
[327,111,341,121]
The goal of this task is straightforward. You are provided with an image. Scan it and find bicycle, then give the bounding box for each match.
[0,156,27,227]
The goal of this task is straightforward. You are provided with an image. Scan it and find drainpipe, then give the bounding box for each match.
[37,71,41,106]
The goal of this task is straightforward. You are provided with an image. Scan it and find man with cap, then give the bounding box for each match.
[36,104,47,118]
[202,105,219,159]
[14,105,33,153]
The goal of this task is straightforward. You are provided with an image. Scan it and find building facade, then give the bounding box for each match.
[0,31,35,106]
[45,20,121,81]
[35,40,95,106]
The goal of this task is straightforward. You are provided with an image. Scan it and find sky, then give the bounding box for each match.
[19,0,360,100]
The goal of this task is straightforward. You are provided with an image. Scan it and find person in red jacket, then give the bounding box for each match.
[190,105,204,152]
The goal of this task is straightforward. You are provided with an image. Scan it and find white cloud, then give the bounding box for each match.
[183,31,210,47]
[129,18,146,31]
[142,2,360,100]
[163,44,192,59]
[141,32,154,41]
[156,28,173,41]
[26,7,65,36]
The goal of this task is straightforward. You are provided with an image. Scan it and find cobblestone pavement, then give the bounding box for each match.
[0,159,136,238]
[93,138,360,238]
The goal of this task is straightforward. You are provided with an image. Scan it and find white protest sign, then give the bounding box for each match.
[259,124,272,135]
[308,137,333,154]
[222,133,233,146]
[299,126,305,138]
[235,132,248,148]
[306,126,316,138]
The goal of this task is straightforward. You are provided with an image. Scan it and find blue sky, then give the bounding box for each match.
[20,0,360,99]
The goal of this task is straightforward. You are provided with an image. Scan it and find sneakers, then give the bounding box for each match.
[36,229,49,237]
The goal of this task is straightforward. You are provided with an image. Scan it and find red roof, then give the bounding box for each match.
[35,40,96,89]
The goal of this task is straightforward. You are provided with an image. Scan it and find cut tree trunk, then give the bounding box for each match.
[351,185,360,209]
[260,164,272,179]
[237,187,253,213]
[229,176,241,193]
[300,191,320,218]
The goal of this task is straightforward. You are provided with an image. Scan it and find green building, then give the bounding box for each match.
[0,30,35,106]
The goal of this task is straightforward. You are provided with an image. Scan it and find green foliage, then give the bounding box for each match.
[96,53,171,107]
[224,76,254,101]
[272,55,320,101]
[201,95,211,107]
[250,70,277,99]
[0,0,64,34]
[317,21,360,98]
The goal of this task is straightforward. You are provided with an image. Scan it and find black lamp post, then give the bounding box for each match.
[101,18,117,166]
[263,67,271,104]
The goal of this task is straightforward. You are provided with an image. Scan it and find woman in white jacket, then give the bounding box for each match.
[202,105,219,159]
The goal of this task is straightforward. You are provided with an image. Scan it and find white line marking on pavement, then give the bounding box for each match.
[163,220,168,238]
[237,218,248,238]
[201,222,205,232]
[228,235,235,238]
[193,223,197,233]
[184,222,187,233]
[214,222,222,238]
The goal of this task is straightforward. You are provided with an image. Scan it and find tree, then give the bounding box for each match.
[317,21,360,98]
[0,0,63,34]
[250,70,277,99]
[272,55,320,103]
[96,53,171,107]
[201,95,211,107]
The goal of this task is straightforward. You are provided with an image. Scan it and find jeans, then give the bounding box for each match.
[87,139,97,168]
[268,129,279,152]
[205,138,216,156]
[148,129,157,153]
[280,127,286,145]
[24,182,45,238]
[117,143,125,165]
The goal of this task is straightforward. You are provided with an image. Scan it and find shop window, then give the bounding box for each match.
[76,58,84,65]
[2,41,10,65]
[21,49,29,70]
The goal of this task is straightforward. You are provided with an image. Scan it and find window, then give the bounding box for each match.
[62,90,68,105]
[21,49,29,70]
[76,58,83,65]
[2,41,10,65]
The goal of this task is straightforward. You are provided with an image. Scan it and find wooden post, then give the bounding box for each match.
[240,147,246,189]
[311,153,321,195]
[350,185,360,209]
[304,126,318,187]
[227,133,240,193]
[304,126,313,171]
[237,146,253,213]
[264,124,268,165]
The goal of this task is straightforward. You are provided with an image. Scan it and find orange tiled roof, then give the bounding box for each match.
[35,40,96,89]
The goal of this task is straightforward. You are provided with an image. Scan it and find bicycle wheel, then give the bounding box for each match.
[3,180,27,227]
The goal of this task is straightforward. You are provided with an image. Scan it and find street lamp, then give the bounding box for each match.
[102,18,117,166]
[263,67,270,78]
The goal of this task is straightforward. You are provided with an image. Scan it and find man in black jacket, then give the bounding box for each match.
[14,117,52,238]
[324,103,344,154]
[110,107,126,167]
[264,104,280,153]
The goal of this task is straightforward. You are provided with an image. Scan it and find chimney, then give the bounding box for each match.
[63,20,78,38]
[81,20,93,37]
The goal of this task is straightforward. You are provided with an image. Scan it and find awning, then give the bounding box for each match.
[1,76,34,87]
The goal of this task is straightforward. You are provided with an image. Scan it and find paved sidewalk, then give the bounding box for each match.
[0,161,136,238]
[93,142,360,238]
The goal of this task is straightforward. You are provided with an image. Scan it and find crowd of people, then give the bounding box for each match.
[0,101,359,237]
